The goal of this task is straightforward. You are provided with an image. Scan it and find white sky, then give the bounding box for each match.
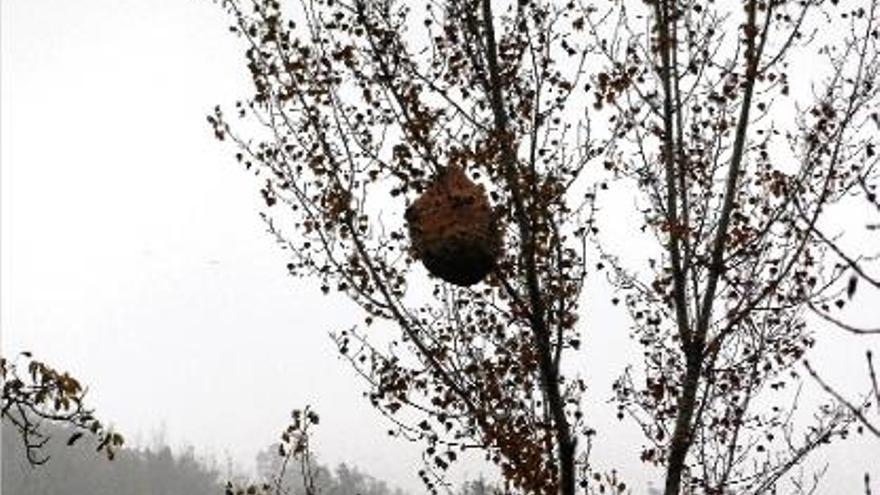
[1,1,878,494]
[0,0,427,489]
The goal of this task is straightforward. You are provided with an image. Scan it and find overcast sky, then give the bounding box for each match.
[2,1,878,494]
[0,0,430,489]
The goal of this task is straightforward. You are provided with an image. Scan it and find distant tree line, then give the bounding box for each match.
[3,422,221,495]
[2,421,418,495]
[254,442,409,495]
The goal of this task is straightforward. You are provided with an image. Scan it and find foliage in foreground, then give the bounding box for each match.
[1,352,123,465]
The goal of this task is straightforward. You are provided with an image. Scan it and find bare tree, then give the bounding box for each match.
[209,1,597,493]
[589,1,880,493]
[207,1,880,494]
[227,406,322,495]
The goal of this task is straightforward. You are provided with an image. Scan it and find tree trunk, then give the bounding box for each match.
[663,354,702,495]
[473,2,577,493]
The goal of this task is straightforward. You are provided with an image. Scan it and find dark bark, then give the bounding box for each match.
[472,1,577,493]
[661,1,764,493]
[663,355,703,495]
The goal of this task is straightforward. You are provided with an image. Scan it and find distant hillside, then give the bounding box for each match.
[253,442,408,495]
[3,422,223,495]
[2,422,409,495]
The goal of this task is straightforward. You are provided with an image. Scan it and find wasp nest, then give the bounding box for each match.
[405,166,501,287]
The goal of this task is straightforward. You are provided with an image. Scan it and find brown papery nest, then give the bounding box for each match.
[405,166,501,287]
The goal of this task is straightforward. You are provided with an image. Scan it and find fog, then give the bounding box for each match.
[1,1,878,494]
[1,0,428,490]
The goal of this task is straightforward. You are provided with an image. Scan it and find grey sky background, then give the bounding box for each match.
[0,0,426,489]
[1,1,878,494]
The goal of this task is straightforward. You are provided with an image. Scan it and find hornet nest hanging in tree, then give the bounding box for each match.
[405,165,501,287]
